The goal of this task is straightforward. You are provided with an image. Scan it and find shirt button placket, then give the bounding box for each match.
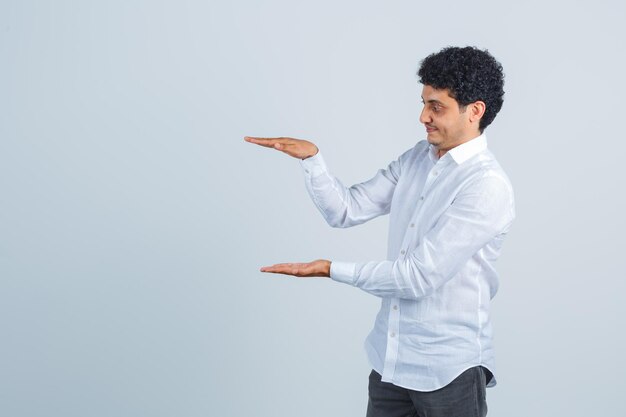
[382,299,401,382]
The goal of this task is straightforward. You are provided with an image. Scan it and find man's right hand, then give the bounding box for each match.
[244,136,319,160]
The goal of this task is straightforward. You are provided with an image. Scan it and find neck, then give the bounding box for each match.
[435,130,482,159]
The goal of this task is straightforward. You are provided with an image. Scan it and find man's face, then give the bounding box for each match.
[419,85,475,151]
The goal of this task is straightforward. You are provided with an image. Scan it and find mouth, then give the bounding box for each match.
[425,125,438,133]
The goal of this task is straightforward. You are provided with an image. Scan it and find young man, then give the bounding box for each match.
[245,46,514,417]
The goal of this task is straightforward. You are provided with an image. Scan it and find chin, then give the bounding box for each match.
[426,134,440,145]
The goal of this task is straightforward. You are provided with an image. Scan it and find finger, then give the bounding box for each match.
[261,263,315,277]
[245,136,285,141]
[261,262,293,268]
[260,263,292,272]
[244,137,276,148]
[261,267,297,276]
[244,136,288,149]
[261,263,307,276]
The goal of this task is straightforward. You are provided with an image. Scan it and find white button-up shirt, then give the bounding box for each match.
[299,133,515,391]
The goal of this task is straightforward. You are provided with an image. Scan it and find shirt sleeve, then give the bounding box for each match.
[329,173,516,299]
[299,149,403,228]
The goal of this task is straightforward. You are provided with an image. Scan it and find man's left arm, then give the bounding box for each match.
[332,173,515,299]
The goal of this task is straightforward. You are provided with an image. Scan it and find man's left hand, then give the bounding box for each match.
[260,259,331,278]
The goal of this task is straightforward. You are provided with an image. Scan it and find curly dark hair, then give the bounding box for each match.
[417,46,505,132]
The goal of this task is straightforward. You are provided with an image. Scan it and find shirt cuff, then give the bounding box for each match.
[299,149,328,178]
[329,261,357,285]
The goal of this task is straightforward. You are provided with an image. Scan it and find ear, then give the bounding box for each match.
[469,101,486,124]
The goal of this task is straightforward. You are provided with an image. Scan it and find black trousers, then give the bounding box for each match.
[366,366,492,417]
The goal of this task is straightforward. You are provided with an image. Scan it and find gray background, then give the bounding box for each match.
[1,0,625,416]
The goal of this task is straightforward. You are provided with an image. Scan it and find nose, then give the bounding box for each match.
[419,106,431,125]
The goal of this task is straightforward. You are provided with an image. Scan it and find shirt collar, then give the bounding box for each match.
[428,133,488,165]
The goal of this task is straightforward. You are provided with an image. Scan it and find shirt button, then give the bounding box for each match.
[400,250,405,255]
[393,305,398,310]
[434,171,439,175]
[410,223,415,227]
[390,332,396,338]
[420,196,424,200]
[305,169,310,173]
